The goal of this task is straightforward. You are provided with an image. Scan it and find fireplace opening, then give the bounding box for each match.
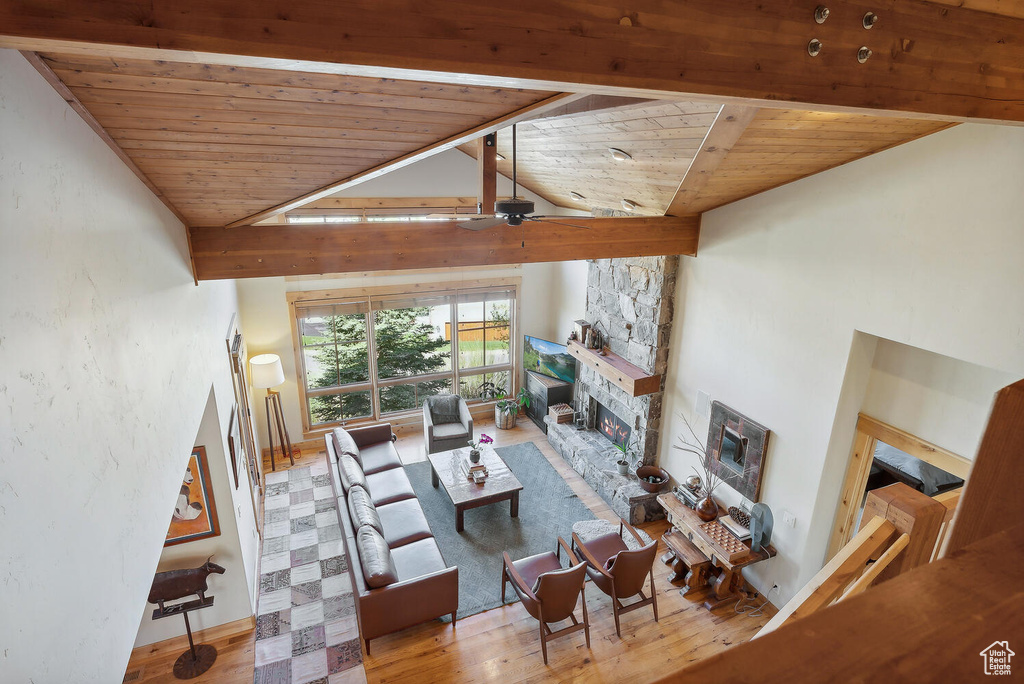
[596,402,632,448]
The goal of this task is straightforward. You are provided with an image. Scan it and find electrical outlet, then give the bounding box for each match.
[783,511,797,528]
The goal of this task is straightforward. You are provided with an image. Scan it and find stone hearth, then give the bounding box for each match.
[546,417,664,524]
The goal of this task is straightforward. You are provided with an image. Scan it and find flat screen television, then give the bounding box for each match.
[523,335,576,384]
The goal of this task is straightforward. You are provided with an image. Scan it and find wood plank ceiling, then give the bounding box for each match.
[36,53,555,226]
[459,105,949,217]
[460,101,722,216]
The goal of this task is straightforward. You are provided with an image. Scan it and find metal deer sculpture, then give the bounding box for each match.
[148,556,226,611]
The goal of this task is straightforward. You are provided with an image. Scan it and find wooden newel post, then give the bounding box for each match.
[860,483,945,583]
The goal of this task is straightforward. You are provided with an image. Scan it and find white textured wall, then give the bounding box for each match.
[133,387,260,647]
[548,261,589,341]
[861,338,1016,460]
[659,123,1024,605]
[0,50,252,680]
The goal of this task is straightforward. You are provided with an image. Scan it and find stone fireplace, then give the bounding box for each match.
[546,255,678,523]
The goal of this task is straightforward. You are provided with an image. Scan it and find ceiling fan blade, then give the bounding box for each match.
[458,216,508,231]
[526,216,591,230]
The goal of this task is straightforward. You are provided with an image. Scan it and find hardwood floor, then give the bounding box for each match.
[125,416,775,683]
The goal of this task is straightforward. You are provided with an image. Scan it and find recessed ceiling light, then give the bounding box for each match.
[569,191,585,201]
[608,148,632,162]
[621,199,638,211]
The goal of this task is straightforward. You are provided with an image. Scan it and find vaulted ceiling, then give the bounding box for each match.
[4,0,1018,279]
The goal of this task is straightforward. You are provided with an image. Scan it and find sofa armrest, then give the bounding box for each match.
[346,423,395,448]
[423,401,435,439]
[458,398,473,441]
[356,566,459,640]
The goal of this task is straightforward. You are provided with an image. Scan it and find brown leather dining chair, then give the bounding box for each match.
[501,537,590,665]
[572,519,658,637]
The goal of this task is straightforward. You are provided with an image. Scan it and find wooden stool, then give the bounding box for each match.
[662,529,714,596]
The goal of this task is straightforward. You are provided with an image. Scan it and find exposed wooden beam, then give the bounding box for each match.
[664,105,758,216]
[2,2,1023,123]
[188,215,700,280]
[477,133,497,214]
[290,197,478,211]
[225,92,584,227]
[520,95,657,123]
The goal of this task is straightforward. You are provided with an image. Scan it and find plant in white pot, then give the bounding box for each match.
[494,388,530,429]
[613,436,640,475]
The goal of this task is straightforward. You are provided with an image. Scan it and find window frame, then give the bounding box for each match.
[287,277,521,436]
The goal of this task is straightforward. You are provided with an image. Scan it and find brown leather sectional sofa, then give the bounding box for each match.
[325,423,458,653]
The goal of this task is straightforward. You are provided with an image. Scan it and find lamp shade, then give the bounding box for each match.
[250,353,285,389]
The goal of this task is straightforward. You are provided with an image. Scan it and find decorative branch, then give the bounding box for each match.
[672,411,722,498]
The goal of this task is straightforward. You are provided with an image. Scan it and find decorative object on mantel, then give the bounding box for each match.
[250,353,294,471]
[165,447,221,546]
[494,388,530,429]
[467,433,493,463]
[566,340,661,397]
[148,558,226,679]
[673,412,724,522]
[706,401,772,502]
[572,319,591,345]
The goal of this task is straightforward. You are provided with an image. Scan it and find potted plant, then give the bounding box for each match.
[467,433,493,463]
[613,436,639,475]
[494,388,530,429]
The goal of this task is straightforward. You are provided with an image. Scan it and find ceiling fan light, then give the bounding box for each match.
[621,199,638,211]
[569,191,585,201]
[609,147,632,162]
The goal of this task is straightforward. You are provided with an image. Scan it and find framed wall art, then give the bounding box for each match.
[165,446,221,546]
[228,405,241,489]
[706,401,771,502]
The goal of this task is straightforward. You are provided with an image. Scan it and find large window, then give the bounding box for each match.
[291,284,517,431]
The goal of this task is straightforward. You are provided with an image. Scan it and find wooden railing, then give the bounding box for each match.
[756,482,945,637]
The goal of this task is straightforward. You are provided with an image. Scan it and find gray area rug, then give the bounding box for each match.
[405,441,596,620]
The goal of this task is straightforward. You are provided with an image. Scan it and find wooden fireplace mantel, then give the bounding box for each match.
[567,340,661,397]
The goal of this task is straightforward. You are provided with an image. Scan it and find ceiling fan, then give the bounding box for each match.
[458,124,590,236]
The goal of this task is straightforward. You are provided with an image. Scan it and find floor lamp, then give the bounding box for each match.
[250,353,294,471]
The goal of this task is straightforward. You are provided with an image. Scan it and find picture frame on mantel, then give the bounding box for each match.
[164,446,221,547]
[706,401,771,502]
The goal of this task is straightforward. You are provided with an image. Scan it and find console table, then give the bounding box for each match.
[658,493,776,611]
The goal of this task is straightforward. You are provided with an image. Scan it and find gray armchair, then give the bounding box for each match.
[423,394,473,455]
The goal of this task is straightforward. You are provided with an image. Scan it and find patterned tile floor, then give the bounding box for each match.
[254,463,366,684]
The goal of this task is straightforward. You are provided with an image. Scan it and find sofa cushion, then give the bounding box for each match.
[347,486,383,535]
[364,467,417,506]
[376,498,433,548]
[357,527,399,588]
[359,441,403,475]
[432,422,469,440]
[338,455,367,492]
[390,538,449,582]
[332,428,361,464]
[428,395,461,424]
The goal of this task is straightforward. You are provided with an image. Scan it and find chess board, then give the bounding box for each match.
[696,520,750,562]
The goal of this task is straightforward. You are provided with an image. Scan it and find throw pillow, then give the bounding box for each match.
[357,526,399,588]
[428,394,461,424]
[338,455,366,492]
[332,427,361,464]
[347,486,383,535]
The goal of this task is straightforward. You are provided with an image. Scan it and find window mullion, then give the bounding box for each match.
[365,302,380,421]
